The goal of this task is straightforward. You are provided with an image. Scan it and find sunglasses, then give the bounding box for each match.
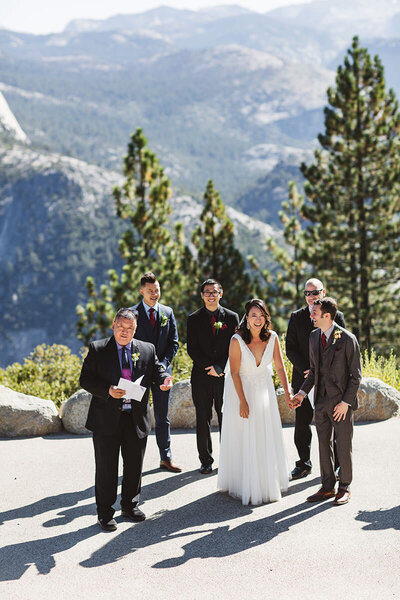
[304,289,323,297]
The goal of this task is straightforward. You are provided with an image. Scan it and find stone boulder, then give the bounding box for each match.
[356,377,400,421]
[0,385,61,437]
[165,377,400,429]
[59,389,92,434]
[167,380,218,429]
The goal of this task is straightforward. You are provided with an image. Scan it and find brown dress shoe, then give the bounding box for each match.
[160,460,182,473]
[334,489,351,505]
[307,488,336,502]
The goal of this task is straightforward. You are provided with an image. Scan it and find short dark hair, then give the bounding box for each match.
[314,297,338,320]
[200,278,222,293]
[140,272,158,287]
[114,307,138,322]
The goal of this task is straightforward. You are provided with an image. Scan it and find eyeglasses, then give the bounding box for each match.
[304,289,323,297]
[203,291,220,297]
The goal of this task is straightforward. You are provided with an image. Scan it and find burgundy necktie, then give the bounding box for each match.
[149,307,156,328]
[321,333,327,349]
[210,312,216,335]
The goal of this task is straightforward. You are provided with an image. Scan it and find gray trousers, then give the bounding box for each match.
[314,396,353,491]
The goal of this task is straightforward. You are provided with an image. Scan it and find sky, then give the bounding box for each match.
[0,0,312,35]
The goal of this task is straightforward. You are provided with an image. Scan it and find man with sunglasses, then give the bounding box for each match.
[187,279,239,474]
[286,278,345,480]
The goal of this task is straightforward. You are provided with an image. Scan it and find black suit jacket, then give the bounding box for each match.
[301,325,362,410]
[131,301,179,374]
[286,306,346,394]
[187,305,239,382]
[80,336,168,438]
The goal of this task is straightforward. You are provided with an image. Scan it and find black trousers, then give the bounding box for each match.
[92,413,147,521]
[191,374,224,466]
[294,395,339,470]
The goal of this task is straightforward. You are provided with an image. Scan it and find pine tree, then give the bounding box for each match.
[261,181,309,330]
[300,36,400,353]
[192,179,255,315]
[76,129,192,343]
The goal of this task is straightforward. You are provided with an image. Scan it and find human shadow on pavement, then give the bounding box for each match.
[356,506,400,530]
[80,492,333,569]
[0,524,100,580]
[0,486,94,527]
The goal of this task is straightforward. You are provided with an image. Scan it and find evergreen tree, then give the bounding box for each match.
[300,37,400,353]
[261,181,309,330]
[192,179,255,315]
[76,129,192,343]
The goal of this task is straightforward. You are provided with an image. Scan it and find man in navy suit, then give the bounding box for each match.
[130,272,181,472]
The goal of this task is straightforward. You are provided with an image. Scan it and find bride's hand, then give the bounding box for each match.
[240,399,249,419]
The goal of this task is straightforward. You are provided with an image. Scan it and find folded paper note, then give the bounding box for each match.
[117,375,146,402]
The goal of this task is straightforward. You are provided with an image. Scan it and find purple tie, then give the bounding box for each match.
[121,346,132,381]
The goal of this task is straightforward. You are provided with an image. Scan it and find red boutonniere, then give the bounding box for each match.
[214,321,228,334]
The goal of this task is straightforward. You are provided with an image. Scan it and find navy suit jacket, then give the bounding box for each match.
[131,301,179,375]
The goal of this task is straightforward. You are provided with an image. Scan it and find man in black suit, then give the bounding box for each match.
[187,279,239,474]
[80,308,172,531]
[130,272,181,473]
[286,278,345,480]
[291,297,361,505]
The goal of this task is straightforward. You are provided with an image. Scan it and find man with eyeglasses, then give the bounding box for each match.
[187,279,239,474]
[286,278,345,480]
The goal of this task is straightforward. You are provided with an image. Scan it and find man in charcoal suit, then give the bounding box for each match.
[80,308,172,531]
[187,278,239,474]
[286,278,346,480]
[130,272,181,473]
[291,297,361,505]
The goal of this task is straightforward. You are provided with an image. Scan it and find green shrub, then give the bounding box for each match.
[172,343,192,383]
[361,349,400,391]
[0,344,84,407]
[273,334,293,390]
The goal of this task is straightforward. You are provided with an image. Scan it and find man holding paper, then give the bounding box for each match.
[80,307,172,532]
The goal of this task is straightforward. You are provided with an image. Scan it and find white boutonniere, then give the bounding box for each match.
[132,352,140,366]
[213,321,227,334]
[160,312,168,327]
[332,330,342,345]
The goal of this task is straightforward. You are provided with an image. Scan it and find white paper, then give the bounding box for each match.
[117,376,146,402]
[308,386,315,409]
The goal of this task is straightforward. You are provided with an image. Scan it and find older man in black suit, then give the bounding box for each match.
[291,297,361,505]
[286,278,346,480]
[187,279,239,474]
[80,308,172,531]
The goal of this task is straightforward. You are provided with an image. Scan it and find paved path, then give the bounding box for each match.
[1,420,399,600]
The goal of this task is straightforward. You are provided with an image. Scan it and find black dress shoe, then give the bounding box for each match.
[121,507,146,522]
[199,464,212,474]
[97,517,117,531]
[291,465,312,480]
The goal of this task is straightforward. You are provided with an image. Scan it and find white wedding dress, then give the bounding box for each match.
[217,332,289,505]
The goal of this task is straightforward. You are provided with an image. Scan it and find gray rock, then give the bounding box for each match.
[166,377,400,428]
[0,385,61,437]
[60,389,91,434]
[356,377,400,421]
[168,380,218,429]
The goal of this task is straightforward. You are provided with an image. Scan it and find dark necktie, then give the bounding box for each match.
[149,307,156,328]
[121,346,132,381]
[321,333,327,349]
[210,312,216,335]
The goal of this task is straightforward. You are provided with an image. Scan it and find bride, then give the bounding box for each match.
[217,298,291,505]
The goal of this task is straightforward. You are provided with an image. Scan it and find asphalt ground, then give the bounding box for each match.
[1,419,399,600]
